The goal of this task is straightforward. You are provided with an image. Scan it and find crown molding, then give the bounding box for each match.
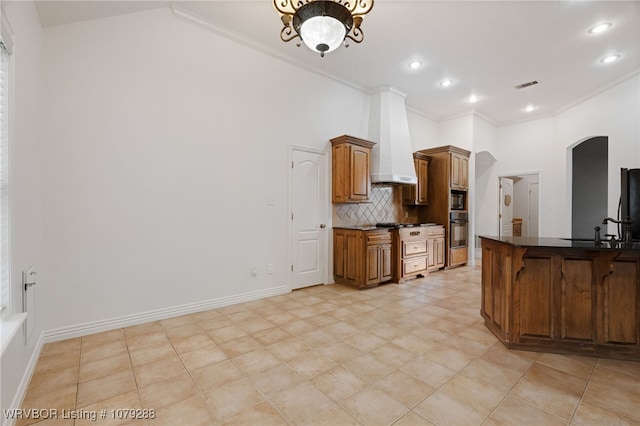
[170,6,367,94]
[553,67,640,116]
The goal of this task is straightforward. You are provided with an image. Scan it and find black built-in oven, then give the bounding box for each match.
[450,211,468,247]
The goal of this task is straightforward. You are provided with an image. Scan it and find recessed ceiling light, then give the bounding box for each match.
[589,22,612,34]
[601,54,620,64]
[440,79,453,87]
[468,95,479,103]
[524,105,536,112]
[409,61,422,70]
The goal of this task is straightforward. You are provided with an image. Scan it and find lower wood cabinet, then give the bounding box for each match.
[392,227,429,283]
[334,228,392,289]
[481,237,640,361]
[426,226,445,272]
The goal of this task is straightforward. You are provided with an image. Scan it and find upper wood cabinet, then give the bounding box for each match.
[330,135,376,203]
[450,151,469,190]
[402,152,430,205]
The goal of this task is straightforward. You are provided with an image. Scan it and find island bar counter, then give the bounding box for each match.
[480,236,640,361]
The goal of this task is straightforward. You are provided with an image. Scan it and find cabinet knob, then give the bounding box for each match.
[320,224,326,229]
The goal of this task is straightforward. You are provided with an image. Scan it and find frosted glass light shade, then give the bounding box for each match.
[300,16,346,54]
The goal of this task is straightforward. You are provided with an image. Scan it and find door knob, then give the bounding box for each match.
[320,224,326,228]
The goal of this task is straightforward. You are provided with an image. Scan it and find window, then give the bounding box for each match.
[0,12,12,317]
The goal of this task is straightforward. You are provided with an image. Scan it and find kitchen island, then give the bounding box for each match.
[480,236,640,361]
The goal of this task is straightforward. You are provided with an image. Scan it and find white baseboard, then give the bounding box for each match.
[42,285,290,344]
[5,333,44,426]
[3,284,290,426]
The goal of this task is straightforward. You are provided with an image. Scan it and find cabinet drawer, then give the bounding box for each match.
[403,257,427,275]
[450,247,468,265]
[366,232,391,245]
[426,227,445,237]
[403,240,427,256]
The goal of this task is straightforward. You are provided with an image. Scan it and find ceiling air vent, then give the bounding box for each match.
[515,80,539,89]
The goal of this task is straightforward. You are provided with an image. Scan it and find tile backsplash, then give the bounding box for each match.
[332,185,419,227]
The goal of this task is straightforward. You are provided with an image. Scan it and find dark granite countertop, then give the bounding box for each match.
[480,235,640,251]
[333,224,443,231]
[332,225,381,231]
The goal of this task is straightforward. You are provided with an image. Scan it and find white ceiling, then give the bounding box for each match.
[35,0,640,125]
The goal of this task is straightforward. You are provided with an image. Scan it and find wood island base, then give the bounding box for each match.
[480,236,640,361]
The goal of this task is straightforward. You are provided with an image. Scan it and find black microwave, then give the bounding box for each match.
[450,190,466,210]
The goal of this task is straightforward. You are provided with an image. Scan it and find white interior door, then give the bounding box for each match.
[528,182,539,237]
[499,177,514,236]
[291,148,326,289]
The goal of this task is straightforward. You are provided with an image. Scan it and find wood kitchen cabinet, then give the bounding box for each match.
[392,227,429,283]
[426,225,446,272]
[417,145,471,268]
[450,151,469,190]
[334,228,391,289]
[480,236,640,361]
[402,153,430,205]
[330,135,376,203]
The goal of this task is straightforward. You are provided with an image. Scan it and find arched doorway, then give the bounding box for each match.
[571,136,608,239]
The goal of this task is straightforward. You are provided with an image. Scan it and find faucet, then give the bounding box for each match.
[602,216,634,246]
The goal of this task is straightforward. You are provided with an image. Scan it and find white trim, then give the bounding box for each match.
[5,332,43,426]
[41,285,289,343]
[0,10,15,54]
[170,6,366,95]
[553,68,640,116]
[0,312,26,356]
[2,286,290,426]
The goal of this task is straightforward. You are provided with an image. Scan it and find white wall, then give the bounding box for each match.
[556,75,640,236]
[0,0,46,417]
[40,7,374,332]
[493,74,639,238]
[407,109,438,150]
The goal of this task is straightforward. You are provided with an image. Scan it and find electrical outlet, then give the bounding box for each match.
[267,264,274,274]
[251,266,258,276]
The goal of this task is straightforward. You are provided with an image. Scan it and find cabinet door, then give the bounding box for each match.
[350,145,370,201]
[345,232,361,282]
[416,159,429,204]
[559,257,597,342]
[602,257,639,346]
[427,238,436,270]
[435,238,446,268]
[460,155,469,189]
[366,245,380,285]
[451,153,461,188]
[333,231,346,280]
[381,244,392,282]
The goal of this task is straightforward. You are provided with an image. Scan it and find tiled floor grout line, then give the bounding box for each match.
[21,266,640,426]
[565,357,598,425]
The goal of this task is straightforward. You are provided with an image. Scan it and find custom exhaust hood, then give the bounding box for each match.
[368,86,417,185]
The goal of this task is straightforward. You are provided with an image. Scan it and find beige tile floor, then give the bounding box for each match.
[17,265,640,426]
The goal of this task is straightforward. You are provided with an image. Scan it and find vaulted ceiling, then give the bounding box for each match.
[35,0,640,125]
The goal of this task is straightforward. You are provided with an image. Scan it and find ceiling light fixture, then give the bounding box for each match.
[409,61,422,70]
[588,22,612,34]
[274,0,374,57]
[468,95,479,103]
[601,54,620,64]
[440,79,452,87]
[524,105,536,112]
